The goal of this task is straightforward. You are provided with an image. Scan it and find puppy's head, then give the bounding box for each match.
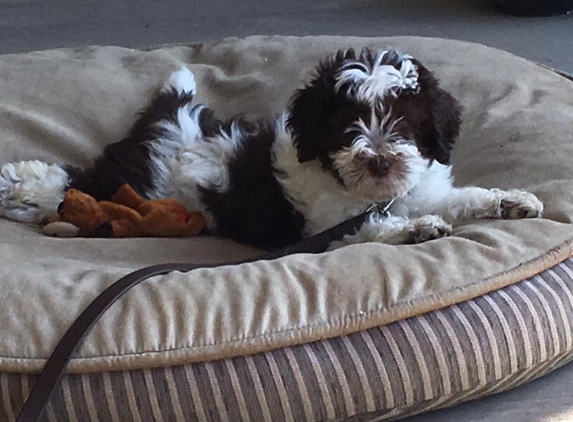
[286,48,462,201]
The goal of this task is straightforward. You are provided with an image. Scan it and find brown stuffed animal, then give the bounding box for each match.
[43,184,206,238]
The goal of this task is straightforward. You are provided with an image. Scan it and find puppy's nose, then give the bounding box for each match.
[367,157,390,177]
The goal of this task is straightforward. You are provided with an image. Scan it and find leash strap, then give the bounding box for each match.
[15,203,391,422]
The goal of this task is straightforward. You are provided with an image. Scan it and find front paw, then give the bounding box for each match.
[404,215,452,244]
[498,189,543,219]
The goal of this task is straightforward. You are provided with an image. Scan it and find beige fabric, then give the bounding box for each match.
[0,36,572,374]
[4,259,573,421]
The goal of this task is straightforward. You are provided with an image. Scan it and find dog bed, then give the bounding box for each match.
[1,36,573,422]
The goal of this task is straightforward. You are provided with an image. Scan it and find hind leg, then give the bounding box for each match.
[0,160,69,223]
[0,67,199,225]
[69,66,202,203]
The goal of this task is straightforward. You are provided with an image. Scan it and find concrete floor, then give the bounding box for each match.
[1,1,572,421]
[0,0,572,72]
[405,361,573,422]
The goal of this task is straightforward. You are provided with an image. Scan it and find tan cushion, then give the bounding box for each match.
[3,259,573,421]
[0,36,572,374]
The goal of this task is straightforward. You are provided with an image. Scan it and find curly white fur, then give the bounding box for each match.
[0,160,69,223]
[335,50,419,103]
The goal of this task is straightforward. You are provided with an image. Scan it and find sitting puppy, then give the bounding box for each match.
[0,48,542,250]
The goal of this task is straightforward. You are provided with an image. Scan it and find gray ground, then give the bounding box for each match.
[1,0,572,421]
[0,0,572,73]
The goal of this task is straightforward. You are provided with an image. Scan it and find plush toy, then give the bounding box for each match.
[43,184,206,238]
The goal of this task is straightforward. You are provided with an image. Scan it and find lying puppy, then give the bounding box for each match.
[0,48,543,250]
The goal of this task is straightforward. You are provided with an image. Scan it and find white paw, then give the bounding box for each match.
[403,215,452,244]
[0,161,68,224]
[162,67,196,95]
[496,189,543,219]
[327,214,451,250]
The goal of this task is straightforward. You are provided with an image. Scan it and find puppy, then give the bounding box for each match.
[0,48,543,250]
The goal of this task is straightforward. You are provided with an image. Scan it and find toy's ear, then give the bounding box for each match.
[64,188,93,201]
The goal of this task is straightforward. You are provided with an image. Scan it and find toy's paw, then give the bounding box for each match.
[404,215,452,244]
[42,221,79,238]
[94,222,113,238]
[498,189,543,219]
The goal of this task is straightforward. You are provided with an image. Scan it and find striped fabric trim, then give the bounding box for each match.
[2,257,573,422]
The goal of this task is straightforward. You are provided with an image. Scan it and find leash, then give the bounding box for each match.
[15,200,394,422]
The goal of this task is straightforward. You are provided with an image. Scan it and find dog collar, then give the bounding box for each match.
[366,198,396,218]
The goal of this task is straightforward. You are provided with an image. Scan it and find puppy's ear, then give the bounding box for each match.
[286,49,356,163]
[424,87,462,165]
[409,61,462,166]
[287,80,334,162]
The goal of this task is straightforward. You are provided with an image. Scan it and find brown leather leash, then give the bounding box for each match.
[15,201,393,422]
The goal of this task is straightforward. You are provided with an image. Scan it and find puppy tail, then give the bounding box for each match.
[161,67,197,97]
[121,67,198,140]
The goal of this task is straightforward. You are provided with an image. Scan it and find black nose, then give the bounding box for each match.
[367,157,390,177]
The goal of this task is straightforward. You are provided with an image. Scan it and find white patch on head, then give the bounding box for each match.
[0,160,68,223]
[162,67,197,95]
[331,140,428,201]
[335,50,419,103]
[332,135,375,170]
[337,108,403,160]
[146,105,241,218]
[329,108,427,202]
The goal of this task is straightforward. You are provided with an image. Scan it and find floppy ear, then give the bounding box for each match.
[286,80,336,162]
[408,59,463,165]
[286,49,357,163]
[424,87,462,165]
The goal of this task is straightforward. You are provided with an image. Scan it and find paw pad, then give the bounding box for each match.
[405,216,452,244]
[499,190,543,220]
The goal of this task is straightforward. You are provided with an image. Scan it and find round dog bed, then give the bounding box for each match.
[1,36,573,422]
